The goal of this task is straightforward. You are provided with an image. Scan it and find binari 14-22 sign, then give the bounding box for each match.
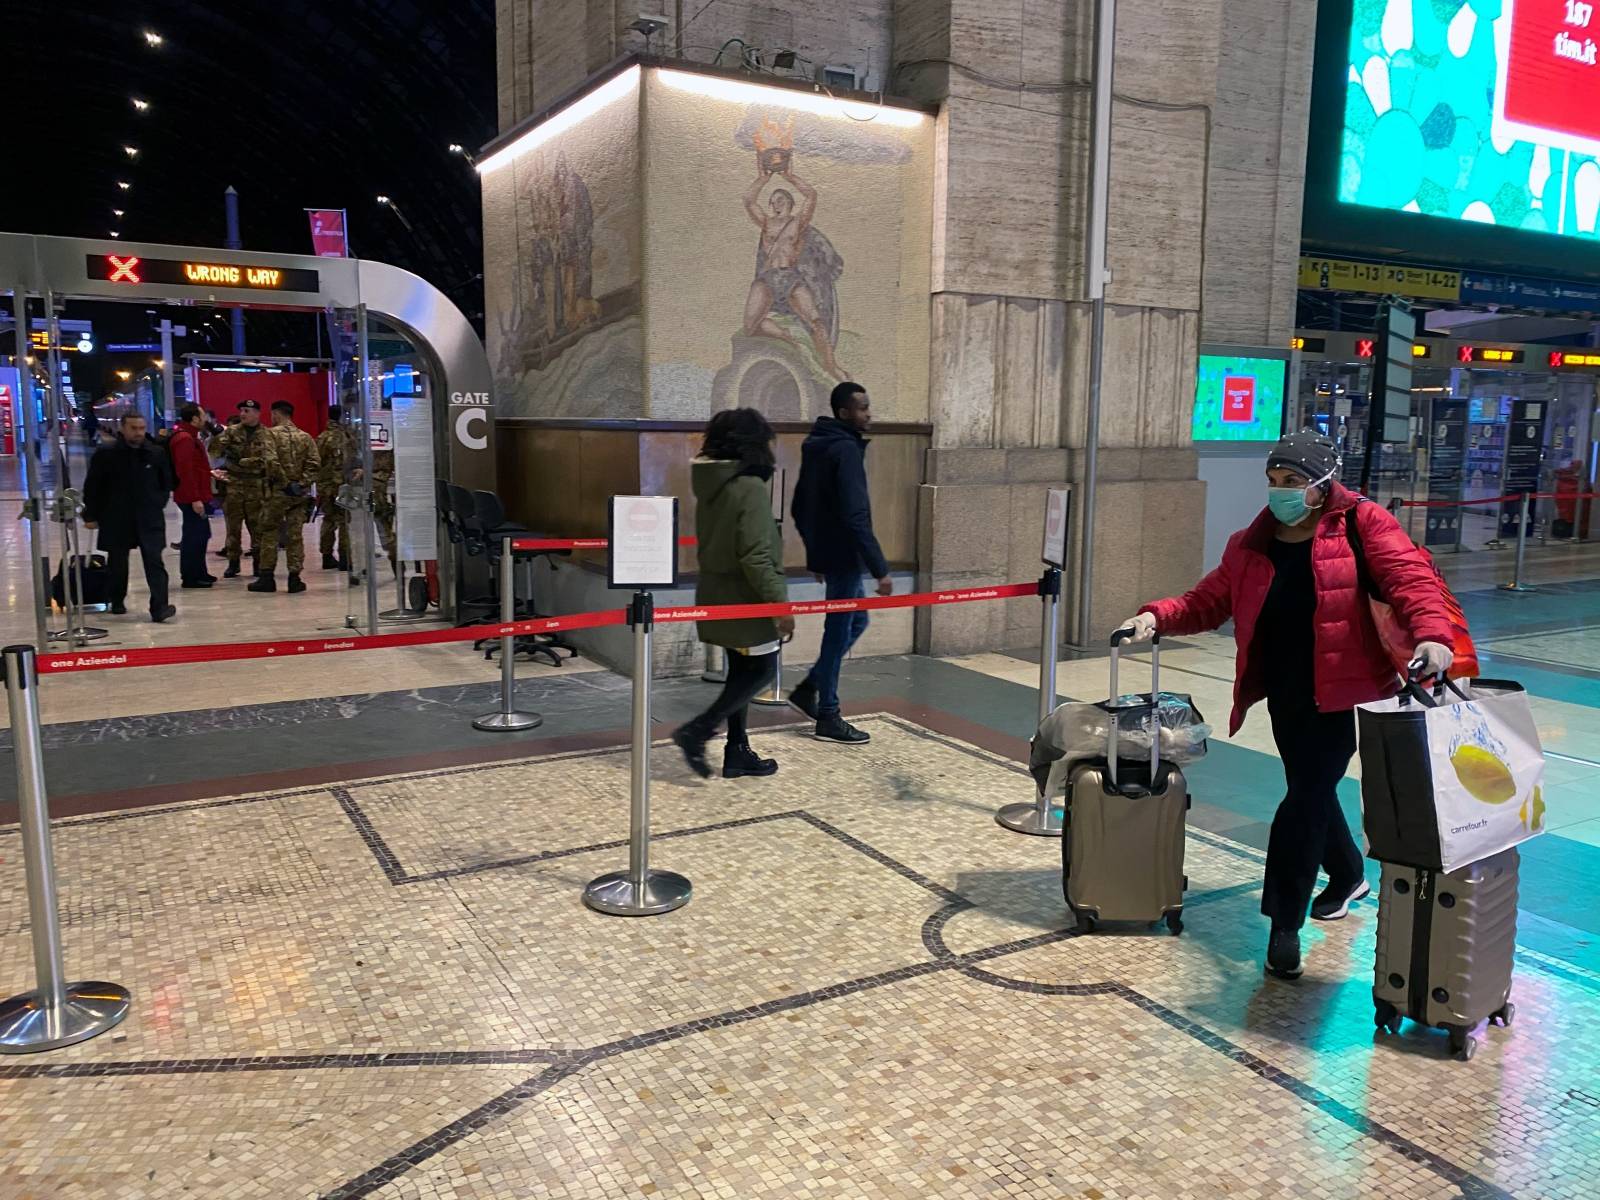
[86,254,321,292]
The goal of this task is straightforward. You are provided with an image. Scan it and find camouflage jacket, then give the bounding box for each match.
[315,425,349,491]
[269,421,320,493]
[214,423,282,484]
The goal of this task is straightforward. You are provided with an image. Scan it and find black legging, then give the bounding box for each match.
[685,650,777,745]
[1261,697,1364,931]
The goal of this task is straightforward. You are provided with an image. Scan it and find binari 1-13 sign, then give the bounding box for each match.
[85,254,321,293]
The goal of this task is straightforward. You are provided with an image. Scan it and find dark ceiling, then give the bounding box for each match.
[2,1,497,321]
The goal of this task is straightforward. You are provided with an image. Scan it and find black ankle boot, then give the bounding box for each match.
[247,570,277,593]
[286,571,306,594]
[322,553,339,570]
[1266,927,1303,980]
[672,726,712,779]
[723,742,778,779]
[223,559,241,578]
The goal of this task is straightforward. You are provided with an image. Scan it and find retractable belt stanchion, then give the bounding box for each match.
[702,643,727,683]
[584,591,692,916]
[0,644,131,1053]
[473,535,543,732]
[996,567,1064,837]
[1500,492,1535,593]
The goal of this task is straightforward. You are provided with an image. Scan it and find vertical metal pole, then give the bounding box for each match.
[1502,491,1534,592]
[159,318,175,427]
[43,292,65,494]
[224,187,245,355]
[752,640,787,705]
[474,535,542,731]
[997,567,1065,837]
[584,592,691,916]
[356,306,379,636]
[0,644,130,1052]
[702,642,727,683]
[12,292,50,651]
[1075,0,1117,648]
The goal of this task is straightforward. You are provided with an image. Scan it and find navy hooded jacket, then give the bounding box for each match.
[790,416,889,579]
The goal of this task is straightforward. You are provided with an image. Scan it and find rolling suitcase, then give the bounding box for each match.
[1061,631,1188,935]
[1372,847,1518,1061]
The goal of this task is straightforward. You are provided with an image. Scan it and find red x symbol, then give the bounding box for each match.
[107,255,141,283]
[1458,345,1474,364]
[1355,338,1374,358]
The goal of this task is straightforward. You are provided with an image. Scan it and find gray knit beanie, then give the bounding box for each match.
[1266,430,1340,482]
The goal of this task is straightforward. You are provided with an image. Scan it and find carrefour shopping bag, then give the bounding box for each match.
[1357,679,1546,872]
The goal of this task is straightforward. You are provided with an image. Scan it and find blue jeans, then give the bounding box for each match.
[806,572,869,719]
[179,506,211,584]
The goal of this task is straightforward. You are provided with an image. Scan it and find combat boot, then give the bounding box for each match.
[322,553,339,570]
[287,571,306,594]
[247,570,277,593]
[223,559,242,578]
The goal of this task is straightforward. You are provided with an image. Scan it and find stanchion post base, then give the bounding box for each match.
[995,801,1064,837]
[472,710,544,732]
[0,982,131,1054]
[583,869,692,916]
[1498,584,1536,593]
[378,608,433,624]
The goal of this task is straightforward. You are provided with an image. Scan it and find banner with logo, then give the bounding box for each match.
[306,209,349,258]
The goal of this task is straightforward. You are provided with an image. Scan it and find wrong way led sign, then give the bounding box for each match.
[85,254,320,293]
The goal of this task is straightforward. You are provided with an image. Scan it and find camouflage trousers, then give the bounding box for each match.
[317,494,348,561]
[223,478,273,562]
[372,499,397,561]
[259,495,313,573]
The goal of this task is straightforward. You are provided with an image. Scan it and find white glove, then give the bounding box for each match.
[1115,613,1157,644]
[1411,641,1454,680]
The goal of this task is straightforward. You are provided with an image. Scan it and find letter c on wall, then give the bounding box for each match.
[454,406,489,451]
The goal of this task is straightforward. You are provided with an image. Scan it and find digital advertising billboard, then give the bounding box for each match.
[1193,349,1289,443]
[1309,0,1600,277]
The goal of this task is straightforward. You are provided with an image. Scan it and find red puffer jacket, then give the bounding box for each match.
[1140,482,1455,735]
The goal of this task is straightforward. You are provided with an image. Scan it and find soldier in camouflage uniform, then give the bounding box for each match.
[370,448,397,569]
[251,401,321,594]
[315,406,351,570]
[215,399,282,578]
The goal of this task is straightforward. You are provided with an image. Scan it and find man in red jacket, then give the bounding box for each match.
[168,403,216,589]
[1118,431,1455,981]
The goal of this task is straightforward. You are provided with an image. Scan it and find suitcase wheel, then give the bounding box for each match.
[1164,911,1184,937]
[1071,907,1096,935]
[1374,999,1402,1035]
[1447,1028,1479,1062]
[1490,1002,1515,1029]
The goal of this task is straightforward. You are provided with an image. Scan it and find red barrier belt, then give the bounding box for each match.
[34,581,1040,674]
[36,610,628,675]
[1396,491,1600,509]
[511,535,698,551]
[655,581,1038,624]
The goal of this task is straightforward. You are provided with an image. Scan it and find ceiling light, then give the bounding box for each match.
[117,181,131,190]
[143,30,163,47]
[448,143,463,153]
[123,145,139,158]
[112,208,124,217]
[109,231,120,238]
[131,97,149,112]
[375,194,390,204]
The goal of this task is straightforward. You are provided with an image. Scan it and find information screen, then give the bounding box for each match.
[1338,0,1600,244]
[1193,351,1287,442]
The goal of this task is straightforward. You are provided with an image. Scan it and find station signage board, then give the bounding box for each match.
[85,254,320,293]
[1298,257,1462,303]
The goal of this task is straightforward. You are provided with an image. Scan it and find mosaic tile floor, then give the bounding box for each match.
[1,715,1597,1199]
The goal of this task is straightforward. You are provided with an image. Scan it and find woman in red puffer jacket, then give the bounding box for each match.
[1117,431,1455,982]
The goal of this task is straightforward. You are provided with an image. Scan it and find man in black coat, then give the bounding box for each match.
[82,410,177,622]
[788,381,893,745]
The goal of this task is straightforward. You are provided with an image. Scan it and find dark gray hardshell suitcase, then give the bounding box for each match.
[1060,633,1188,934]
[1373,846,1519,1061]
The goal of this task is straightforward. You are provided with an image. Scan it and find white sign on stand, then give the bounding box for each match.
[1041,487,1071,568]
[608,495,679,588]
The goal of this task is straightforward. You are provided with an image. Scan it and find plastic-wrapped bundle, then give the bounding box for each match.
[1029,694,1210,800]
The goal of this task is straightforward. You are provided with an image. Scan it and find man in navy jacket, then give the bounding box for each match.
[789,381,892,744]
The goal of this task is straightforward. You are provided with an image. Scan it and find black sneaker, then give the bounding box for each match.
[1265,927,1303,980]
[814,716,870,745]
[723,743,778,779]
[151,604,177,624]
[787,681,820,722]
[672,727,712,779]
[1310,877,1371,922]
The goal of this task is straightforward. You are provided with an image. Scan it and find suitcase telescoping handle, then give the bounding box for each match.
[1107,629,1160,788]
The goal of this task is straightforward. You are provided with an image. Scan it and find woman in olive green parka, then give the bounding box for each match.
[672,409,795,780]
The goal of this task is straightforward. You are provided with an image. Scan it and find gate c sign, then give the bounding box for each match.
[450,391,491,450]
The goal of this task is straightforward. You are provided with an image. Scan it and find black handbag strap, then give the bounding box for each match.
[1344,500,1386,604]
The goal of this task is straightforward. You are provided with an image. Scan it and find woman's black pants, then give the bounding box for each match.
[683,650,777,746]
[1261,697,1364,931]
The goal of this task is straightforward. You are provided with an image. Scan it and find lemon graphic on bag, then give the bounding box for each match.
[1450,744,1517,804]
